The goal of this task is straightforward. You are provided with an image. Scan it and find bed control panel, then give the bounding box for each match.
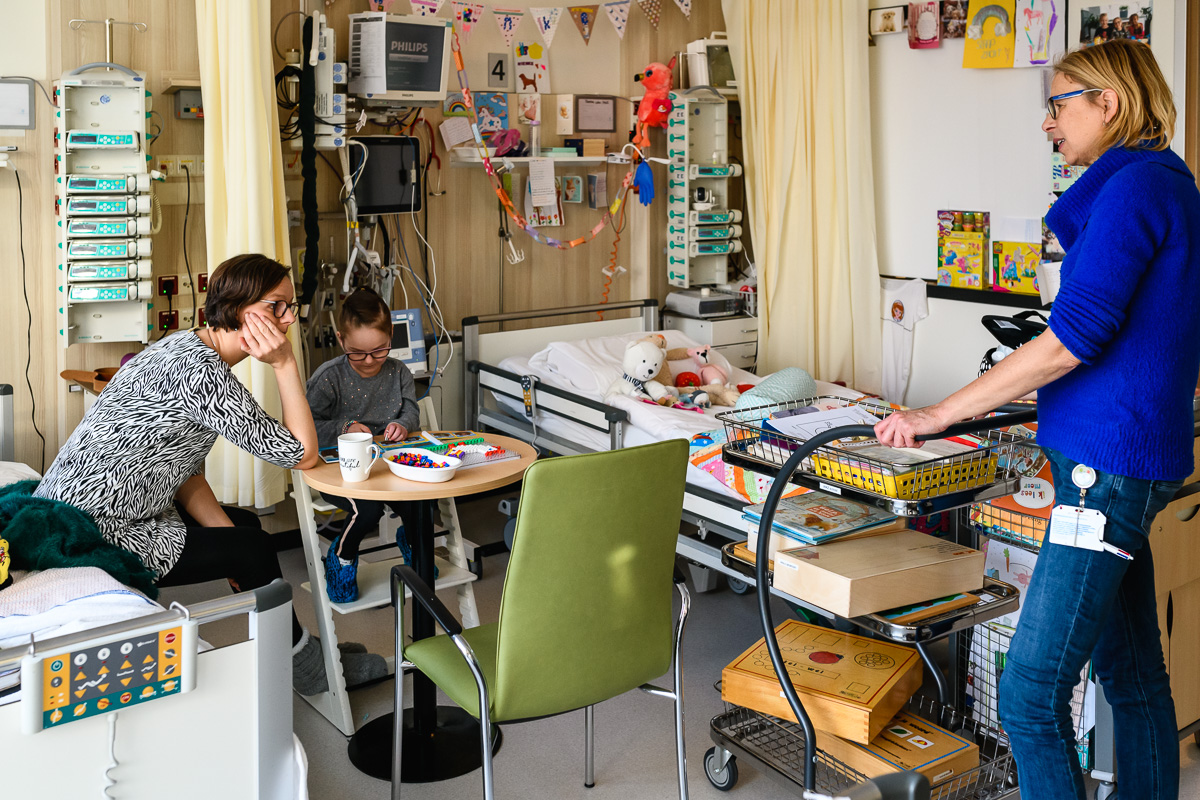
[21,618,198,734]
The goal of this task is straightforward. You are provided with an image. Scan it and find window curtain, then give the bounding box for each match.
[196,0,299,508]
[722,0,882,394]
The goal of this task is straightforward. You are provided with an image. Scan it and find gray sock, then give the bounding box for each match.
[341,649,388,687]
[292,630,328,696]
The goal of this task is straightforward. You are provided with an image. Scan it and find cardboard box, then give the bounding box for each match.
[772,530,984,618]
[721,620,922,744]
[991,240,1041,296]
[937,230,986,289]
[816,711,980,785]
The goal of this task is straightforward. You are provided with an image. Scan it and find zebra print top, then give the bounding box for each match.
[35,331,305,578]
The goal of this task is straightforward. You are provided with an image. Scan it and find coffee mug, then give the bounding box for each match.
[338,432,382,483]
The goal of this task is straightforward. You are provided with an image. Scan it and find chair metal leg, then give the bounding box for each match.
[673,581,691,800]
[450,633,495,800]
[392,576,408,800]
[584,705,595,788]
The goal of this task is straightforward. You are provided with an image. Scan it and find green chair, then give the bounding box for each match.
[390,440,691,800]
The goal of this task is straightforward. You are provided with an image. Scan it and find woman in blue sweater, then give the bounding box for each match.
[877,41,1200,799]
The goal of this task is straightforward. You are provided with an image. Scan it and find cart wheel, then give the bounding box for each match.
[704,746,738,791]
[727,577,753,596]
[1094,783,1116,800]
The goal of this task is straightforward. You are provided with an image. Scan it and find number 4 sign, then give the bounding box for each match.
[488,52,513,90]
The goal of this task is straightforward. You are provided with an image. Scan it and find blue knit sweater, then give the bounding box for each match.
[1041,146,1200,481]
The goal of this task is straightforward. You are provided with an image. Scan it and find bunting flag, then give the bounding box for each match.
[603,0,631,38]
[636,0,662,29]
[408,0,445,14]
[492,7,525,47]
[530,7,563,47]
[452,2,486,42]
[672,0,691,18]
[568,5,600,44]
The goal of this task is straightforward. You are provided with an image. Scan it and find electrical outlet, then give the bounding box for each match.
[197,272,208,293]
[198,158,205,176]
[198,308,207,327]
[178,156,198,176]
[156,155,177,177]
[158,310,179,331]
[179,310,195,329]
[158,276,179,297]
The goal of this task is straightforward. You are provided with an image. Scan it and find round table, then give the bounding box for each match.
[300,434,537,783]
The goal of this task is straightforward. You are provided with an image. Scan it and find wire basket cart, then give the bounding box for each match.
[709,401,1038,799]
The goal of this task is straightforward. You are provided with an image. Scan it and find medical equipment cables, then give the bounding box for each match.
[273,10,306,62]
[181,164,197,318]
[102,712,119,798]
[394,214,452,378]
[12,168,45,473]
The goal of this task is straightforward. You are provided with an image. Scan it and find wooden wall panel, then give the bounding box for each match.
[1186,0,1198,186]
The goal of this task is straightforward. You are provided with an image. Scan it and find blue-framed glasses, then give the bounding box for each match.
[1046,88,1103,119]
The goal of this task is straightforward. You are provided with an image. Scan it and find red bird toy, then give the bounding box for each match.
[632,56,677,150]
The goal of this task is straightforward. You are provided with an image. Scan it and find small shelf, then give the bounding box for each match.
[300,554,475,615]
[161,77,201,95]
[449,151,613,168]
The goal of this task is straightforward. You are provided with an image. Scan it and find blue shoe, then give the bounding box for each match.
[324,535,359,603]
[395,526,438,579]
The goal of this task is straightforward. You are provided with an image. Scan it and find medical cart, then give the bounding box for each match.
[706,398,1043,799]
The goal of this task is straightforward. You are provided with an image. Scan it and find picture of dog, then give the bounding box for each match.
[869,5,908,35]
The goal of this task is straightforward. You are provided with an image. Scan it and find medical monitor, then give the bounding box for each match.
[348,13,452,107]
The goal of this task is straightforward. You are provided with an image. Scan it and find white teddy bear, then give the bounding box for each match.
[606,338,676,404]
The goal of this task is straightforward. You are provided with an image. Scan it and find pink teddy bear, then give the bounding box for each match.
[687,346,728,386]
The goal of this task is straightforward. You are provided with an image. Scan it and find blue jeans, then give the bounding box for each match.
[997,447,1182,799]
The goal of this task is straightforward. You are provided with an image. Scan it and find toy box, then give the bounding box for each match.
[816,710,980,785]
[721,619,922,744]
[937,231,986,289]
[991,240,1041,295]
[936,209,990,283]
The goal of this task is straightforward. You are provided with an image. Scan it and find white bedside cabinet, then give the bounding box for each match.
[663,312,759,372]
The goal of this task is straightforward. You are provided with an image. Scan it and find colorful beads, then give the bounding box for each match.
[388,453,444,469]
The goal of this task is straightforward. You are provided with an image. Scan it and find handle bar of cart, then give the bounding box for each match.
[752,409,1038,793]
[836,771,931,800]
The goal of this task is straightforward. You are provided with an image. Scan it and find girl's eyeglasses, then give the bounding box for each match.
[344,347,391,362]
[259,299,302,318]
[1046,88,1103,120]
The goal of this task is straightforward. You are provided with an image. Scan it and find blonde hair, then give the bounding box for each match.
[1054,39,1176,152]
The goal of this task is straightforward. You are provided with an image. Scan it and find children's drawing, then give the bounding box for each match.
[963,0,1016,69]
[1013,0,1063,67]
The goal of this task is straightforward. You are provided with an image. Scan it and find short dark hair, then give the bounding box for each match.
[338,287,392,336]
[204,254,292,331]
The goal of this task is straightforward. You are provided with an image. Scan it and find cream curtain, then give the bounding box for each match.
[723,0,882,394]
[197,0,298,508]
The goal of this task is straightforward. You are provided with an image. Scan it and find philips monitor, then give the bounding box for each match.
[348,13,452,107]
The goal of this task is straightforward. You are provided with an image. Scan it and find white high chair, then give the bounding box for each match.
[290,397,480,735]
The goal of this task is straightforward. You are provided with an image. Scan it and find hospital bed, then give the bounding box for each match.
[463,300,860,589]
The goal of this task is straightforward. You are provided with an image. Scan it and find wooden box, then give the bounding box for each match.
[772,530,984,618]
[816,711,980,785]
[721,620,922,744]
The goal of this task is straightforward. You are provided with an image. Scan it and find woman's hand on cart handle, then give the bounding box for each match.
[874,406,952,449]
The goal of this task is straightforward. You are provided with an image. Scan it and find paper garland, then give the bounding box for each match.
[569,5,600,44]
[530,7,563,47]
[452,1,487,43]
[636,0,662,29]
[603,0,631,38]
[408,0,445,15]
[672,0,691,18]
[492,7,524,46]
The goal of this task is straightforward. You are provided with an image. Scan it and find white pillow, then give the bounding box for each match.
[0,461,40,488]
[529,330,735,397]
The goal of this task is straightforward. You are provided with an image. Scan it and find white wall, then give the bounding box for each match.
[867,0,1187,406]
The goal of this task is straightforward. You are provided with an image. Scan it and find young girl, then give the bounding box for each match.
[307,288,421,602]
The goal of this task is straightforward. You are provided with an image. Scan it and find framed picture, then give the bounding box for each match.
[1069,2,1154,48]
[574,95,616,133]
[869,5,908,35]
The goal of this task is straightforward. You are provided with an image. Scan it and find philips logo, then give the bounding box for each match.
[391,41,428,53]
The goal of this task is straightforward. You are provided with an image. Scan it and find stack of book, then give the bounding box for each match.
[743,491,900,555]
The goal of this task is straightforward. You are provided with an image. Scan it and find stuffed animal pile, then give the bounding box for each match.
[605,335,742,409]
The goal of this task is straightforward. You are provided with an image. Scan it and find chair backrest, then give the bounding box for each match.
[491,440,688,722]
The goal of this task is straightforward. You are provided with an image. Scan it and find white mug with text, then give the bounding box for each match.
[338,431,381,483]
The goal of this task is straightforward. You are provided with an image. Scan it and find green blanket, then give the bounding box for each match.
[0,481,158,598]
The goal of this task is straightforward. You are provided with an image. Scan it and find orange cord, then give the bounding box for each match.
[598,193,629,320]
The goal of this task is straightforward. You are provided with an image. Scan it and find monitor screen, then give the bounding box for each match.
[349,13,452,105]
[385,20,446,94]
[349,136,422,215]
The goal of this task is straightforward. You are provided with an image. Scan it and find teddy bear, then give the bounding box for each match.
[688,346,729,385]
[606,338,677,405]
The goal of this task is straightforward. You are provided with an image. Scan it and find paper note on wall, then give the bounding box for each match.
[528,157,557,206]
[962,0,1016,68]
[439,117,474,150]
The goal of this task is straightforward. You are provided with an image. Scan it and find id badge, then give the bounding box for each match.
[1048,505,1131,560]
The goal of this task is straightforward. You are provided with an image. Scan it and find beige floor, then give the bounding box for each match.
[161,496,1200,800]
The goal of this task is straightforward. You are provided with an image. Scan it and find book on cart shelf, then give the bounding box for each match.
[771,530,985,618]
[742,491,901,555]
[815,710,980,786]
[721,619,923,744]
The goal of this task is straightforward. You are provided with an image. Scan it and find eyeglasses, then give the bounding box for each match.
[1046,88,1103,120]
[344,346,392,362]
[258,299,301,319]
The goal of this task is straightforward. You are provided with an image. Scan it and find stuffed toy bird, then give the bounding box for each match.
[632,57,677,150]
